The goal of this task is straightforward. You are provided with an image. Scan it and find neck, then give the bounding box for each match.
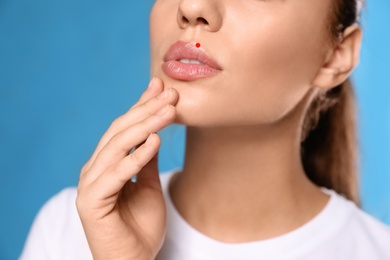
[169,94,329,243]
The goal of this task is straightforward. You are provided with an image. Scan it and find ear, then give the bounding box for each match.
[311,25,362,89]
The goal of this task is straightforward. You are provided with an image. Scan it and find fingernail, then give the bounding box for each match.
[156,89,171,100]
[155,105,169,116]
[147,77,157,90]
[145,134,154,146]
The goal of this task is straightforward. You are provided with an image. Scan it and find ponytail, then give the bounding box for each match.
[300,0,364,205]
[301,79,359,204]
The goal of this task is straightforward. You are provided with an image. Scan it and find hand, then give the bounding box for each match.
[76,78,178,260]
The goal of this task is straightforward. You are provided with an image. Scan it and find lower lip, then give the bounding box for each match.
[162,61,220,81]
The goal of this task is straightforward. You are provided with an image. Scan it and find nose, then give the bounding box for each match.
[177,0,223,32]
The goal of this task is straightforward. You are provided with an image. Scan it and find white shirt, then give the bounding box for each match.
[21,171,390,259]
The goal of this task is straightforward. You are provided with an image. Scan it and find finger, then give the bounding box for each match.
[82,104,176,183]
[132,77,164,108]
[107,88,179,142]
[80,78,162,175]
[87,133,160,210]
[81,87,178,175]
[135,152,162,192]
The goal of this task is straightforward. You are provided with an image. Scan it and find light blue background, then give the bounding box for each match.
[0,1,389,259]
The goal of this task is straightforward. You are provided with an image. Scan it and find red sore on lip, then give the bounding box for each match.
[195,43,201,48]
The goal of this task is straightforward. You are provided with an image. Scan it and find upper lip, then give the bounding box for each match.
[163,41,221,70]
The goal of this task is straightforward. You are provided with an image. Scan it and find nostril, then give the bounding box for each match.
[182,16,189,24]
[196,17,209,25]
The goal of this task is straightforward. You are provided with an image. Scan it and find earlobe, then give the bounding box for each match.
[312,25,362,89]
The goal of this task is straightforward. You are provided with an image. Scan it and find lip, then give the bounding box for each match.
[162,41,221,81]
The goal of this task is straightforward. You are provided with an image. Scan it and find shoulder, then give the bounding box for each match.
[42,187,78,215]
[322,190,390,259]
[337,192,390,239]
[37,187,80,230]
[26,187,79,232]
[21,171,178,259]
[20,187,91,259]
[348,203,390,247]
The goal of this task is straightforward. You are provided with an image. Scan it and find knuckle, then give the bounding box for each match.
[109,116,123,129]
[110,162,125,177]
[156,105,176,122]
[140,102,154,117]
[130,150,145,171]
[77,174,89,189]
[165,105,176,118]
[107,133,128,154]
[75,193,87,213]
[76,187,99,218]
[132,95,148,109]
[80,163,89,175]
[139,119,152,132]
[109,162,133,185]
[75,196,82,209]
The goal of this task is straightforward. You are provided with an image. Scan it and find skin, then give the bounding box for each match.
[76,0,362,259]
[151,0,334,126]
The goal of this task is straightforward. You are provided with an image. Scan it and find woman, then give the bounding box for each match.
[21,0,390,259]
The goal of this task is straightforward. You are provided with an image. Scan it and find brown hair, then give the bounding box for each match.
[301,0,363,204]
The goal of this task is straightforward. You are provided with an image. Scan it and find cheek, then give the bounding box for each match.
[148,1,329,127]
[223,18,326,122]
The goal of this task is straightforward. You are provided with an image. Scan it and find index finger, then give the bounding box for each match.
[81,78,166,174]
[132,77,164,109]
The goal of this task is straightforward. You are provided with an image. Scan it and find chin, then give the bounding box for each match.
[171,100,210,127]
[172,104,257,128]
[169,99,220,127]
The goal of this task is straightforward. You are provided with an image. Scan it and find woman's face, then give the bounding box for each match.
[150,0,333,126]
